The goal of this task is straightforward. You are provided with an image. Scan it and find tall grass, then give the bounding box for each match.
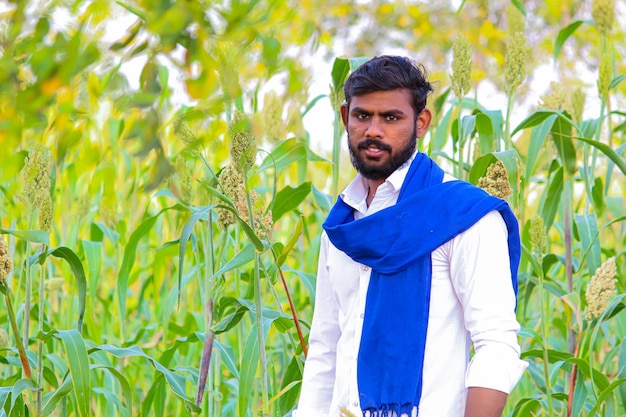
[1,1,625,416]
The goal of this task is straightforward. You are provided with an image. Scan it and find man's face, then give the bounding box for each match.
[341,89,431,181]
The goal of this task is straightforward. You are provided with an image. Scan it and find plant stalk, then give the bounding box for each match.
[253,253,269,416]
[563,177,575,354]
[3,285,33,379]
[36,248,48,417]
[538,259,555,417]
[275,260,308,357]
[332,105,343,197]
[456,102,464,179]
[195,297,214,407]
[504,95,514,151]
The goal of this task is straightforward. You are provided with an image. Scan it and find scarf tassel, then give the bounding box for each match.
[362,403,416,417]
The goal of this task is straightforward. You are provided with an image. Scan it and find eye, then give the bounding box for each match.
[356,113,369,120]
[385,115,399,121]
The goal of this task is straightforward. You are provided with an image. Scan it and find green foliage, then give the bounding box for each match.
[0,1,625,417]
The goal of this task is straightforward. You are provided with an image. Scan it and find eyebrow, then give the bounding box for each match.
[350,107,408,117]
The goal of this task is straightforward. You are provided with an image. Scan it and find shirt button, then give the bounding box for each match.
[361,265,370,271]
[353,401,359,407]
[360,313,365,319]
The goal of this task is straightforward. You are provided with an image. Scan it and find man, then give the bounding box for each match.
[294,56,527,417]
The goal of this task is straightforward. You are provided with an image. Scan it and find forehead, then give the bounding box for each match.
[348,89,414,113]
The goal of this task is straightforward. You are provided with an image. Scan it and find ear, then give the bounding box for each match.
[415,108,432,138]
[340,103,349,129]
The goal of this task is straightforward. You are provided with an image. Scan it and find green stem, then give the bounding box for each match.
[332,106,343,197]
[243,175,269,416]
[538,263,555,417]
[23,212,34,353]
[504,95,514,151]
[3,286,33,379]
[36,247,48,417]
[253,253,269,416]
[456,102,464,179]
[563,176,574,355]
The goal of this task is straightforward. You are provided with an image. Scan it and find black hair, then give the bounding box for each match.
[344,55,434,116]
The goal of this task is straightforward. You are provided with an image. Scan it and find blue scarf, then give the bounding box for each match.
[323,153,520,416]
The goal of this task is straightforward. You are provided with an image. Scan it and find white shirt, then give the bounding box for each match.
[295,154,528,417]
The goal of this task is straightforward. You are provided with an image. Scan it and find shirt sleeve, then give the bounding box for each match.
[295,233,340,417]
[448,210,528,394]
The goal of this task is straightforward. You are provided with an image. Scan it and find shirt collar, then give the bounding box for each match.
[340,150,418,210]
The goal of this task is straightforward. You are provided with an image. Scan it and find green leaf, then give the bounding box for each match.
[431,107,453,152]
[57,329,91,417]
[0,228,49,245]
[573,135,626,176]
[42,376,74,415]
[258,138,307,173]
[460,114,476,145]
[475,112,494,155]
[571,368,587,417]
[574,213,601,277]
[81,240,102,303]
[95,344,201,413]
[511,397,541,417]
[272,182,311,222]
[92,364,133,415]
[330,56,367,92]
[234,211,266,252]
[566,357,610,391]
[0,386,9,411]
[108,119,125,144]
[580,117,601,139]
[469,153,497,185]
[7,379,38,413]
[239,325,260,417]
[510,0,526,16]
[525,114,557,179]
[587,378,626,415]
[540,166,563,231]
[118,207,173,326]
[302,94,327,117]
[213,340,239,378]
[178,206,212,305]
[433,88,451,116]
[618,337,626,410]
[521,348,573,362]
[312,185,334,213]
[278,356,303,416]
[609,74,626,91]
[468,150,518,190]
[275,216,304,267]
[331,57,350,91]
[43,247,86,332]
[511,110,559,136]
[213,298,249,334]
[551,114,577,175]
[212,243,255,279]
[115,0,147,20]
[554,20,585,62]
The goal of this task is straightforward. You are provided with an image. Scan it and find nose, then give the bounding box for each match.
[365,117,383,138]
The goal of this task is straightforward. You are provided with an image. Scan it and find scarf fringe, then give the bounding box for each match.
[362,403,417,417]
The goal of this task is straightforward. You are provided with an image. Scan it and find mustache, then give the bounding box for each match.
[357,139,392,152]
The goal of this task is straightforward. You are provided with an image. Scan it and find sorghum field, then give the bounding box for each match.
[1,1,625,416]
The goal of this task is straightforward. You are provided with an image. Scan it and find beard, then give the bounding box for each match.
[347,129,417,181]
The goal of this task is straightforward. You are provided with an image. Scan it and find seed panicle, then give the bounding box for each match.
[477,161,512,199]
[585,257,618,321]
[0,237,13,284]
[451,34,472,99]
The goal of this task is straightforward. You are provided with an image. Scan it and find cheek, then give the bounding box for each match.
[347,124,363,138]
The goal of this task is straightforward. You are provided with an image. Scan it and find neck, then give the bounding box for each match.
[366,179,384,207]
